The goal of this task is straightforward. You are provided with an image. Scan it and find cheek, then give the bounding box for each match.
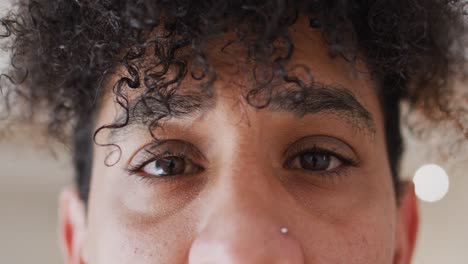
[341,209,396,263]
[86,182,199,264]
[296,198,397,263]
[85,152,199,263]
[90,212,195,263]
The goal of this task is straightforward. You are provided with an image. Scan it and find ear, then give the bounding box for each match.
[394,182,419,264]
[59,187,87,264]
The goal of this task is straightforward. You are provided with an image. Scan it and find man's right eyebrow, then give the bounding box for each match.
[107,91,214,141]
[268,83,376,136]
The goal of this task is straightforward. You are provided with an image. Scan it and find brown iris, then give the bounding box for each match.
[299,153,331,171]
[153,156,186,176]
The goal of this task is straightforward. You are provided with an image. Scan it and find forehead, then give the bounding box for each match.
[101,17,381,140]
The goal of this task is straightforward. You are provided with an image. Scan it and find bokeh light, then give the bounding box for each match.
[413,164,449,203]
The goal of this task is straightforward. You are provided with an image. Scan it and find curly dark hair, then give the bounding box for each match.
[0,0,466,202]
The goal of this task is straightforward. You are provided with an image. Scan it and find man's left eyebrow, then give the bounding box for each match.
[268,83,376,136]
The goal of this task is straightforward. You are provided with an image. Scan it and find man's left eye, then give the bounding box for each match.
[141,156,201,177]
[287,152,343,172]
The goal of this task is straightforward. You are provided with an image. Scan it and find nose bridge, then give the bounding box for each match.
[206,117,292,229]
[202,144,279,230]
[209,162,278,227]
[187,147,304,263]
[211,138,281,221]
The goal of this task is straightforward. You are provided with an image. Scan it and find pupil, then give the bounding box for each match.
[155,157,185,176]
[300,153,330,171]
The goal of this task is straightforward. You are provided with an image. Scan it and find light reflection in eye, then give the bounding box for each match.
[297,152,343,171]
[127,139,206,179]
[144,156,186,176]
[140,155,201,177]
[282,136,359,176]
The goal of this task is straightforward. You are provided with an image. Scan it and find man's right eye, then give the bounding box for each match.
[140,156,202,177]
[127,139,207,179]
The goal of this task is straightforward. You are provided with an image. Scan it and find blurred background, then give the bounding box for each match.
[0,0,467,263]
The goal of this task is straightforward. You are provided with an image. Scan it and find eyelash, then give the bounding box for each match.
[284,145,359,177]
[126,150,196,177]
[126,145,359,181]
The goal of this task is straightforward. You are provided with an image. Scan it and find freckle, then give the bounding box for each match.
[361,234,368,245]
[134,247,138,254]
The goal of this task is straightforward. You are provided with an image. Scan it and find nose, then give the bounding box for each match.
[188,173,304,264]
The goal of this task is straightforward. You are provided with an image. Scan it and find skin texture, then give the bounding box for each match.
[59,19,418,264]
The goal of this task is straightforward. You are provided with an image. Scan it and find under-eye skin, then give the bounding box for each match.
[283,135,360,178]
[126,139,205,181]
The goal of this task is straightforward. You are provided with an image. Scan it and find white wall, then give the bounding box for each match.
[0,136,70,264]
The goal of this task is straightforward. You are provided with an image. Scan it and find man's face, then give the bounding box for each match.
[60,19,418,264]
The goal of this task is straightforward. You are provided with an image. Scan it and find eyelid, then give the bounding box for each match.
[127,139,206,172]
[127,151,180,175]
[283,135,360,166]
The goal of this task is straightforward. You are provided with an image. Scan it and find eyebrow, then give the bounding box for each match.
[108,83,376,141]
[268,83,376,135]
[108,91,214,140]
